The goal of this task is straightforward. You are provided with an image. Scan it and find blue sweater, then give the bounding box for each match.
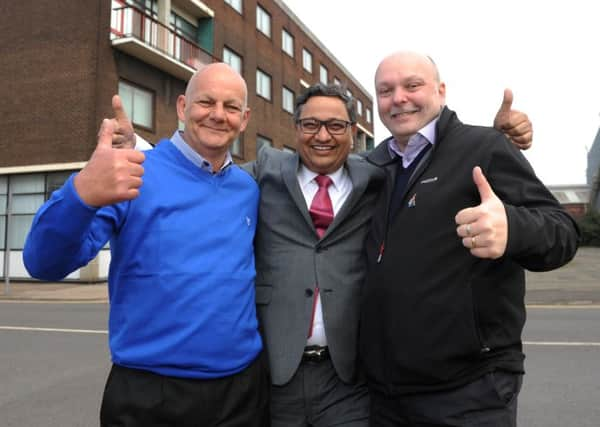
[24,140,262,379]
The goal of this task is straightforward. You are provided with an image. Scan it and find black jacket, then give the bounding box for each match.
[359,107,580,396]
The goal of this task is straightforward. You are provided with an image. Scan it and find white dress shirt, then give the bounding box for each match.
[297,164,353,347]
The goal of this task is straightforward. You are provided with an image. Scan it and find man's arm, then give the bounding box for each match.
[23,120,144,280]
[455,137,579,269]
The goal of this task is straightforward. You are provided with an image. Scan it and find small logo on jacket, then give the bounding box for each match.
[420,176,438,184]
[407,193,417,208]
[246,216,251,226]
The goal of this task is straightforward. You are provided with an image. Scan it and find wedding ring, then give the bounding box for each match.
[471,236,477,248]
[466,224,471,236]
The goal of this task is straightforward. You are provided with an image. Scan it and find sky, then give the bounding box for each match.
[283,0,600,185]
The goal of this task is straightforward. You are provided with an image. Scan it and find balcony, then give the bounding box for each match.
[110,5,215,81]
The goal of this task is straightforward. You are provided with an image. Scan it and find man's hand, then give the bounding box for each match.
[74,119,145,207]
[455,167,508,259]
[493,89,533,150]
[110,95,136,149]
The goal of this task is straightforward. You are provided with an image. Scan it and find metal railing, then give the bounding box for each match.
[110,5,214,71]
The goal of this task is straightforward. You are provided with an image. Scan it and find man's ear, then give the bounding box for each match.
[176,95,187,122]
[239,108,251,132]
[438,82,446,102]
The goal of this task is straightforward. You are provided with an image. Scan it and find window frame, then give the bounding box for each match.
[256,4,271,38]
[319,64,328,84]
[224,0,243,14]
[118,80,155,132]
[282,86,295,114]
[256,69,272,101]
[230,135,244,159]
[356,99,363,117]
[302,48,313,73]
[222,46,243,75]
[281,28,294,57]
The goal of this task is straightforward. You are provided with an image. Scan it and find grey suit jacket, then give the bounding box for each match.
[245,146,385,385]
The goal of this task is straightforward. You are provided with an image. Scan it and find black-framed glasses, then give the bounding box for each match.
[296,118,353,135]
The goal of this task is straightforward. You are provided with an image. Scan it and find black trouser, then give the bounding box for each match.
[100,352,270,427]
[271,357,369,427]
[370,371,522,427]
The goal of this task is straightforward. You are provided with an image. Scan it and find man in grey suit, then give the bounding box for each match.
[109,79,533,426]
[245,84,384,426]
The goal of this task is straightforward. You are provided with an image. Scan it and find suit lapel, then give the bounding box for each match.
[327,156,370,233]
[281,154,316,232]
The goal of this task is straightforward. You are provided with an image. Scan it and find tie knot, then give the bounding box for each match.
[315,175,332,189]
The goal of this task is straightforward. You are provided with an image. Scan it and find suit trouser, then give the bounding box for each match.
[271,357,369,427]
[100,351,270,427]
[369,371,522,427]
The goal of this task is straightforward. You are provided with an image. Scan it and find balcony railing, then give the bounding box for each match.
[110,5,215,79]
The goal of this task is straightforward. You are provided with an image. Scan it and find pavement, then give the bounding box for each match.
[1,247,599,305]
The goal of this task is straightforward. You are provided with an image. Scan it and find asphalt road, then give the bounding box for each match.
[1,302,599,426]
[0,303,109,427]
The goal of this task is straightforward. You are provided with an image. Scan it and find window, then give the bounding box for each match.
[302,49,312,73]
[281,29,294,57]
[319,64,328,84]
[366,108,372,124]
[282,87,295,114]
[0,172,71,251]
[333,77,341,87]
[170,12,197,41]
[256,69,272,100]
[118,81,154,129]
[0,176,6,250]
[223,47,242,74]
[126,0,158,17]
[256,135,272,154]
[356,99,363,117]
[256,5,271,38]
[224,0,242,14]
[345,89,353,100]
[231,136,243,158]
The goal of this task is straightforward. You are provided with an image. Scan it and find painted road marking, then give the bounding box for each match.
[0,325,107,334]
[524,341,600,347]
[2,326,600,347]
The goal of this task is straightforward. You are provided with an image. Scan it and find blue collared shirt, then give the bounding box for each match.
[170,130,233,174]
[387,116,439,168]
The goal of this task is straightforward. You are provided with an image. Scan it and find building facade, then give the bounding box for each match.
[587,128,600,211]
[547,185,590,220]
[0,0,374,281]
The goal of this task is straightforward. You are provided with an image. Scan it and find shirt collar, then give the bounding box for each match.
[387,115,439,165]
[297,162,346,191]
[170,130,233,174]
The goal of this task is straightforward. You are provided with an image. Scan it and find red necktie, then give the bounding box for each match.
[309,175,334,238]
[307,175,333,338]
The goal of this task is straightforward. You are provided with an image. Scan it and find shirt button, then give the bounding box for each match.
[305,289,314,297]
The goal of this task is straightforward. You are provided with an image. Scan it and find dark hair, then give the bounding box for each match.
[293,83,357,124]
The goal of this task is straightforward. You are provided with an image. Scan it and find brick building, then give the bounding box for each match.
[0,0,374,281]
[548,185,590,220]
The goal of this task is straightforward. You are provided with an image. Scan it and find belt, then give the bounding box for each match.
[302,346,330,363]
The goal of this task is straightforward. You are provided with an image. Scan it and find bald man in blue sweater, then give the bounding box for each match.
[23,63,270,427]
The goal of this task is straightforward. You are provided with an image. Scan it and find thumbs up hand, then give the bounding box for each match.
[74,119,146,207]
[455,167,508,259]
[493,88,533,150]
[110,95,136,149]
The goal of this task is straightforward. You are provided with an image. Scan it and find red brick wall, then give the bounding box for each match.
[0,0,373,168]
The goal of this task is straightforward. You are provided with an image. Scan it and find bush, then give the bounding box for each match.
[578,210,600,246]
